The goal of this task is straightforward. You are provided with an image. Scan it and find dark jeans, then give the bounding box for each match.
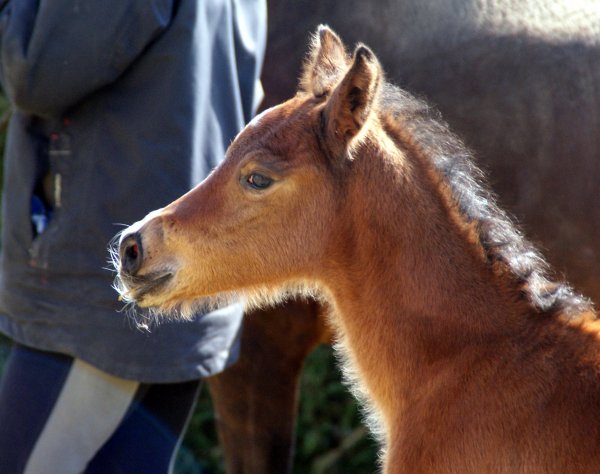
[0,344,202,473]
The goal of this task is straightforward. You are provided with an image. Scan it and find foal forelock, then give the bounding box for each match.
[377,84,593,319]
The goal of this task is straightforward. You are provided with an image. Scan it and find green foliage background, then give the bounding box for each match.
[0,93,377,472]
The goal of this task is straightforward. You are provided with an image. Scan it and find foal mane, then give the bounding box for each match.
[378,83,593,319]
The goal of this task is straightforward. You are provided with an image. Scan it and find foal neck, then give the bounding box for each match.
[321,127,543,434]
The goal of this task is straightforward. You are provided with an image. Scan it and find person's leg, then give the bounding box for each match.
[0,343,139,474]
[0,344,73,473]
[24,358,139,473]
[85,379,202,474]
[0,343,201,474]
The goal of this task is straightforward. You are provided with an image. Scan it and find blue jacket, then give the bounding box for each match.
[0,0,266,382]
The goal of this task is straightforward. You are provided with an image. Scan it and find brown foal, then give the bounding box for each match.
[115,27,600,473]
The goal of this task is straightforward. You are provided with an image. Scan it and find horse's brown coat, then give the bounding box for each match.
[116,28,600,473]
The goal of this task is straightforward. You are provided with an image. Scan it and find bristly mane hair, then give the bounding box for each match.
[378,83,593,319]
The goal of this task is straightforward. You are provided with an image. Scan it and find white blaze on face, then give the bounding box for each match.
[119,208,164,245]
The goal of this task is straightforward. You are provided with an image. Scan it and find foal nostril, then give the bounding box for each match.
[119,232,144,276]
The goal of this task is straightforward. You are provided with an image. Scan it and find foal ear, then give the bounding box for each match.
[322,45,382,158]
[300,25,349,96]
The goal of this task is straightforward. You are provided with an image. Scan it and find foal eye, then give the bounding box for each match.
[246,172,273,190]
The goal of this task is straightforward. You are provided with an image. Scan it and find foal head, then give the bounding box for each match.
[114,26,382,316]
[114,25,590,324]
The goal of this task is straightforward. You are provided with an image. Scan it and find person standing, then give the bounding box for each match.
[0,1,266,472]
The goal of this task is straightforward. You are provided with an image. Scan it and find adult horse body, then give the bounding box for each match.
[115,28,600,473]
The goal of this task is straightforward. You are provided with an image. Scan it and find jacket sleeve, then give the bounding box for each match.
[0,0,174,117]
